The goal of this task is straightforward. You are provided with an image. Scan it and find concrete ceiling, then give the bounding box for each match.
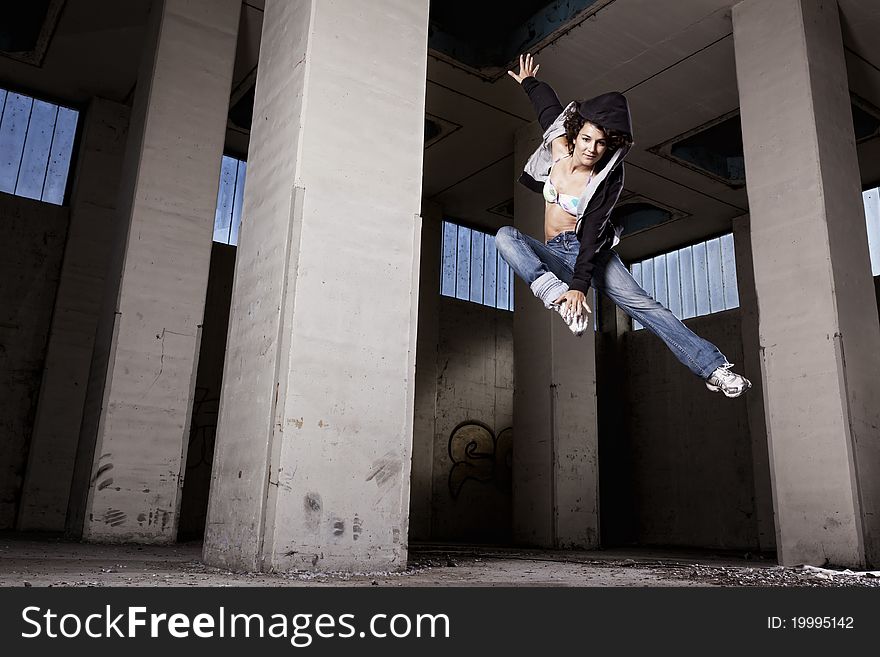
[423,0,880,260]
[3,0,880,261]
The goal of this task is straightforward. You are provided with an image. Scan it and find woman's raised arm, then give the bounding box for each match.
[509,53,564,132]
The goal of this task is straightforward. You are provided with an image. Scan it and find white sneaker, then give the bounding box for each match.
[705,362,751,398]
[551,302,589,337]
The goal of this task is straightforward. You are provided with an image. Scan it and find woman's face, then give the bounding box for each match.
[574,121,607,168]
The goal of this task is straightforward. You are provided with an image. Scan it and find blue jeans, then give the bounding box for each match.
[495,226,728,379]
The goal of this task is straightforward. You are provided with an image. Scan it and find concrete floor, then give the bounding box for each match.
[1,534,877,587]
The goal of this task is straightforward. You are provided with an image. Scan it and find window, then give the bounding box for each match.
[213,154,247,245]
[651,98,880,188]
[441,220,513,310]
[629,233,739,330]
[0,87,78,205]
[863,187,880,276]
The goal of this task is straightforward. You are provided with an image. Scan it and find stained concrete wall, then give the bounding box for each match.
[431,296,514,543]
[0,194,68,528]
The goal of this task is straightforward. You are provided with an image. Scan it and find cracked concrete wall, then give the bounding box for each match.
[0,194,68,528]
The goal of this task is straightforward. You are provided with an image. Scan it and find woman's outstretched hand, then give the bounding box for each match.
[553,290,590,321]
[508,53,540,84]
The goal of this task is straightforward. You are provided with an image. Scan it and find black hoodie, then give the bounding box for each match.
[518,77,633,294]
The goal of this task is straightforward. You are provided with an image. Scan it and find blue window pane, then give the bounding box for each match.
[229,159,247,246]
[16,100,56,200]
[213,155,238,243]
[438,220,514,311]
[693,241,710,316]
[628,233,737,332]
[456,225,472,300]
[653,253,668,308]
[0,92,32,194]
[641,257,655,299]
[720,233,739,309]
[631,262,643,329]
[441,221,457,296]
[666,249,682,319]
[706,237,724,313]
[42,107,78,205]
[679,245,696,320]
[508,265,514,311]
[864,189,880,276]
[484,235,498,307]
[470,231,484,304]
[496,252,510,311]
[631,262,642,288]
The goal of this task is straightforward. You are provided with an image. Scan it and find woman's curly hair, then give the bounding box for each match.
[563,105,633,154]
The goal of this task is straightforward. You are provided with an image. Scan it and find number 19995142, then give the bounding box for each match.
[768,616,854,629]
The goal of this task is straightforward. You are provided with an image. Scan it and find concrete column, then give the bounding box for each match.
[66,0,240,542]
[203,0,429,572]
[409,200,442,542]
[17,99,129,532]
[596,293,637,545]
[731,214,775,553]
[734,0,880,567]
[512,123,599,548]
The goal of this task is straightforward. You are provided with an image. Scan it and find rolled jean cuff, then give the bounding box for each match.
[530,271,569,308]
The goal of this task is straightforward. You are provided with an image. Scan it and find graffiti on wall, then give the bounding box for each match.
[447,420,512,499]
[187,386,218,471]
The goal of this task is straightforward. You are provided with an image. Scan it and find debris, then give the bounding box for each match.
[799,565,880,579]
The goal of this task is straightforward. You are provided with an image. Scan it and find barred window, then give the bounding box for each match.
[213,154,247,245]
[441,220,513,311]
[0,87,78,205]
[630,233,739,330]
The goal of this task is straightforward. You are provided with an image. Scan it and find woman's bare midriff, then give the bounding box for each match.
[544,203,578,242]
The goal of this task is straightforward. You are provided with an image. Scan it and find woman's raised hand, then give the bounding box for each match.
[508,53,540,84]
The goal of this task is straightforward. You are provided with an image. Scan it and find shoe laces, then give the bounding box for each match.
[713,362,737,382]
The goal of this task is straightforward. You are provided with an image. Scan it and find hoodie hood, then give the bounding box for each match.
[577,92,633,138]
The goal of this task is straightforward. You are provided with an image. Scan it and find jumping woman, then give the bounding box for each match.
[496,53,750,398]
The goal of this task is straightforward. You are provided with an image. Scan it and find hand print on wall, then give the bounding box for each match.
[447,420,513,500]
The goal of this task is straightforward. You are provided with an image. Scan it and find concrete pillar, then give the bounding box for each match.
[731,214,775,553]
[409,200,442,542]
[17,99,129,532]
[734,0,880,567]
[66,0,240,542]
[596,293,637,545]
[512,123,600,548]
[203,0,429,572]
